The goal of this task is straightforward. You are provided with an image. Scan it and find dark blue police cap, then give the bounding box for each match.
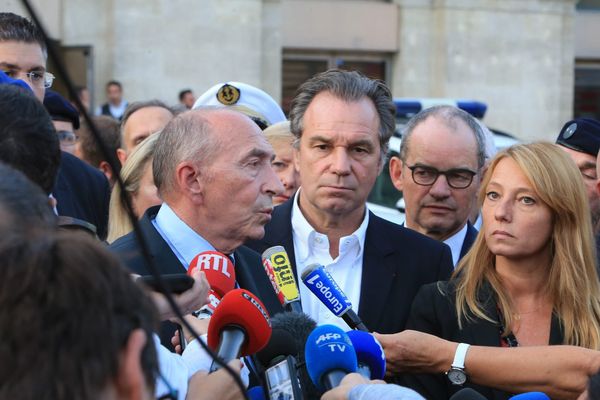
[43,89,80,130]
[555,118,600,156]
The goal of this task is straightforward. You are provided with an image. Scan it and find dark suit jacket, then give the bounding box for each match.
[459,223,479,261]
[109,205,284,349]
[245,198,453,334]
[53,151,110,240]
[404,281,564,400]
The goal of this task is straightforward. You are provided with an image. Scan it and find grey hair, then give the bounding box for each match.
[289,69,396,164]
[152,109,223,197]
[120,99,174,143]
[399,105,486,169]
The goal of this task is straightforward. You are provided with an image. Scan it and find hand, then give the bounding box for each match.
[186,360,245,400]
[170,315,210,353]
[149,269,210,320]
[373,330,455,376]
[321,373,384,400]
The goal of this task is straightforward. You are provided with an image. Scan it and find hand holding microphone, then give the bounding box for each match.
[301,263,368,331]
[188,251,237,317]
[346,330,386,380]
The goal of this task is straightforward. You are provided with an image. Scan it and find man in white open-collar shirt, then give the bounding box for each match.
[247,70,453,334]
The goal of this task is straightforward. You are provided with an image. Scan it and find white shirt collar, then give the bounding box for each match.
[443,223,469,267]
[291,188,369,264]
[152,203,215,269]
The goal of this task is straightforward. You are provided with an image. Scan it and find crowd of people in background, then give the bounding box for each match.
[3,10,600,400]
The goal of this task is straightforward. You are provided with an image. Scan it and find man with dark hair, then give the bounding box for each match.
[0,12,111,240]
[98,79,128,120]
[76,115,121,185]
[116,99,174,165]
[0,232,159,399]
[0,162,57,234]
[0,12,51,101]
[0,85,61,194]
[389,105,485,266]
[178,89,195,110]
[247,69,452,334]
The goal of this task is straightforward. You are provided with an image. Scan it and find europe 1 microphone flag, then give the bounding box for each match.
[261,246,303,313]
[300,263,368,331]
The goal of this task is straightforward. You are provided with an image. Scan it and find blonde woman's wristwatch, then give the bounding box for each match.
[447,343,470,385]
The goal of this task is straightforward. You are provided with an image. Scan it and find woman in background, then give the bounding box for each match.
[263,121,300,206]
[107,133,161,243]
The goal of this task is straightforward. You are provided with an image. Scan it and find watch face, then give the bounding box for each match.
[447,368,467,385]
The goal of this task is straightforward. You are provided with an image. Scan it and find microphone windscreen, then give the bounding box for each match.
[346,330,386,379]
[247,386,266,400]
[188,251,236,298]
[270,311,317,355]
[207,288,271,356]
[304,324,357,391]
[256,327,297,366]
[449,388,488,400]
[509,393,550,400]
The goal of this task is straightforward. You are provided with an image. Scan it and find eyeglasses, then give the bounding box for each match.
[407,164,478,189]
[1,70,55,88]
[56,130,79,144]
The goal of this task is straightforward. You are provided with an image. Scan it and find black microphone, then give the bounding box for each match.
[257,328,303,399]
[265,311,319,399]
[449,388,488,400]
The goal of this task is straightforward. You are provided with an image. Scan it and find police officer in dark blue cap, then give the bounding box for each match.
[556,117,600,267]
[43,90,81,154]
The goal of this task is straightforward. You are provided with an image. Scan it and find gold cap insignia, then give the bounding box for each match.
[216,84,241,105]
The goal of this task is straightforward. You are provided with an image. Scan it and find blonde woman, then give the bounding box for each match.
[394,142,600,399]
[263,121,300,205]
[107,133,162,243]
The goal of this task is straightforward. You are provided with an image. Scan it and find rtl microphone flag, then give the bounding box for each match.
[261,246,302,313]
[188,251,236,315]
[301,263,368,331]
[304,324,358,391]
[346,330,386,379]
[207,288,271,372]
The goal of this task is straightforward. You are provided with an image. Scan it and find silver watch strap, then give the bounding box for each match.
[451,343,470,369]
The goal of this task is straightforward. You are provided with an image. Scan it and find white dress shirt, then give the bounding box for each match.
[152,203,216,269]
[442,223,468,267]
[291,190,369,330]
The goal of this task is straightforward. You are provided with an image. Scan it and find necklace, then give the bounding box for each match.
[513,305,544,320]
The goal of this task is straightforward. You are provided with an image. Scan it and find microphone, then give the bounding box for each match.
[261,246,302,313]
[449,388,488,400]
[257,312,318,400]
[304,324,358,391]
[207,288,271,372]
[247,386,266,400]
[509,393,550,400]
[270,312,320,398]
[346,330,386,379]
[188,251,236,316]
[257,328,303,399]
[300,263,368,331]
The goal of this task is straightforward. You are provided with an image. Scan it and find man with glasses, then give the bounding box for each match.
[389,105,485,266]
[0,12,110,241]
